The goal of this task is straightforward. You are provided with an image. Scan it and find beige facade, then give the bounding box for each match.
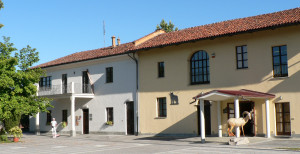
[137,25,300,137]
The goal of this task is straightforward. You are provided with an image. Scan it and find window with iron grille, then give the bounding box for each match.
[272,45,288,77]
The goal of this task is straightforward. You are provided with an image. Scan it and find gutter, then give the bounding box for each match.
[127,53,139,136]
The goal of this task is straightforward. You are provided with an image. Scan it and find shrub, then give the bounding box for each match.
[0,135,8,141]
[8,126,22,138]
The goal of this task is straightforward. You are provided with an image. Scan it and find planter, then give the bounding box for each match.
[13,137,19,142]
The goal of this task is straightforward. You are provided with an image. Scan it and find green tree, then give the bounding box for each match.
[0,0,4,29]
[156,19,178,33]
[0,1,52,131]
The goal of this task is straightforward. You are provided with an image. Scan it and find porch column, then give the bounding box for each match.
[200,99,205,143]
[70,96,76,137]
[217,101,222,137]
[234,98,240,137]
[265,99,271,138]
[35,112,40,135]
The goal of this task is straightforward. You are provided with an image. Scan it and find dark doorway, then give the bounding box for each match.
[62,74,67,94]
[83,109,89,134]
[197,100,211,136]
[227,101,255,136]
[82,71,90,93]
[20,115,29,132]
[126,101,134,135]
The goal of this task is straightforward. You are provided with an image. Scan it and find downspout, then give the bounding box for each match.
[127,52,139,136]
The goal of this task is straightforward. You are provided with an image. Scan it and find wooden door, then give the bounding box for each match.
[83,109,89,134]
[276,103,291,135]
[126,101,134,135]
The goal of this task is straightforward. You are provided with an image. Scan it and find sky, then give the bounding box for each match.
[0,0,299,66]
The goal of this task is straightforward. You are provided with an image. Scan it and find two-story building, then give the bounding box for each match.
[133,8,300,141]
[30,32,165,136]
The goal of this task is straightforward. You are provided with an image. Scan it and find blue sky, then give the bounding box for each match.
[0,0,299,66]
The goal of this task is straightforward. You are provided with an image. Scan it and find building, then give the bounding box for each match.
[30,31,165,136]
[30,36,139,136]
[133,8,300,140]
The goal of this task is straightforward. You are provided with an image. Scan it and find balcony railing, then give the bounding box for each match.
[38,82,93,96]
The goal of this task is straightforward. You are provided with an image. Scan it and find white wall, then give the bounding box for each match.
[30,55,137,134]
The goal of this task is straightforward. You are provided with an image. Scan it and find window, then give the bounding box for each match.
[157,97,167,117]
[236,45,248,69]
[106,67,113,83]
[46,110,52,125]
[62,74,67,94]
[62,110,68,124]
[275,103,291,135]
[82,71,90,93]
[272,45,288,77]
[106,107,113,123]
[158,62,165,78]
[39,76,52,90]
[190,51,210,84]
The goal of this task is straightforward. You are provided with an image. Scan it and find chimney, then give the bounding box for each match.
[111,36,116,47]
[117,37,120,46]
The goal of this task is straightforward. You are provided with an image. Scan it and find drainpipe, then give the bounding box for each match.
[128,52,139,136]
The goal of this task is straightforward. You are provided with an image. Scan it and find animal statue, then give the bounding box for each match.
[227,110,253,137]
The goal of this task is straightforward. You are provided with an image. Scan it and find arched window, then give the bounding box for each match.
[190,51,210,84]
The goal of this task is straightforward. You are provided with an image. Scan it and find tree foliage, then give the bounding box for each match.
[0,0,52,130]
[0,37,52,129]
[0,0,3,29]
[156,19,178,33]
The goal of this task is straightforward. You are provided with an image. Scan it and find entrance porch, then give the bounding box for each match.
[193,89,275,143]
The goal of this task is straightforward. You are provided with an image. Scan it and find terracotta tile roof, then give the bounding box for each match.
[193,89,275,100]
[33,42,135,68]
[133,7,300,50]
[35,7,300,68]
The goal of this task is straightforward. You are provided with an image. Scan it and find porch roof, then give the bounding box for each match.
[193,89,275,101]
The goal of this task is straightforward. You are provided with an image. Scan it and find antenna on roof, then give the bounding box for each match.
[103,20,106,47]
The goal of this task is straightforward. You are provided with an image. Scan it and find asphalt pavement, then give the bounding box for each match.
[0,133,299,153]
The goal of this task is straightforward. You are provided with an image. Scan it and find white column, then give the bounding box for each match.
[265,99,271,138]
[200,99,205,143]
[217,101,222,137]
[71,82,75,94]
[234,98,240,137]
[70,96,76,137]
[36,112,40,135]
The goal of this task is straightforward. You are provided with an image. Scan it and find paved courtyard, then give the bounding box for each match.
[0,134,299,153]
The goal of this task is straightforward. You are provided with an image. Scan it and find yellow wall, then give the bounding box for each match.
[138,25,300,136]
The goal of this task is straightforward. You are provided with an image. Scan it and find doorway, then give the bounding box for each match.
[275,103,291,136]
[197,100,211,136]
[62,74,67,94]
[126,101,134,135]
[83,109,89,134]
[227,101,255,136]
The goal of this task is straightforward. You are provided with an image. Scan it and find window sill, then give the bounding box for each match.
[270,76,289,80]
[154,117,167,119]
[190,82,210,86]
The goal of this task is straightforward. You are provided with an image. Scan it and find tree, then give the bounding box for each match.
[0,1,52,131]
[156,19,178,33]
[0,0,3,29]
